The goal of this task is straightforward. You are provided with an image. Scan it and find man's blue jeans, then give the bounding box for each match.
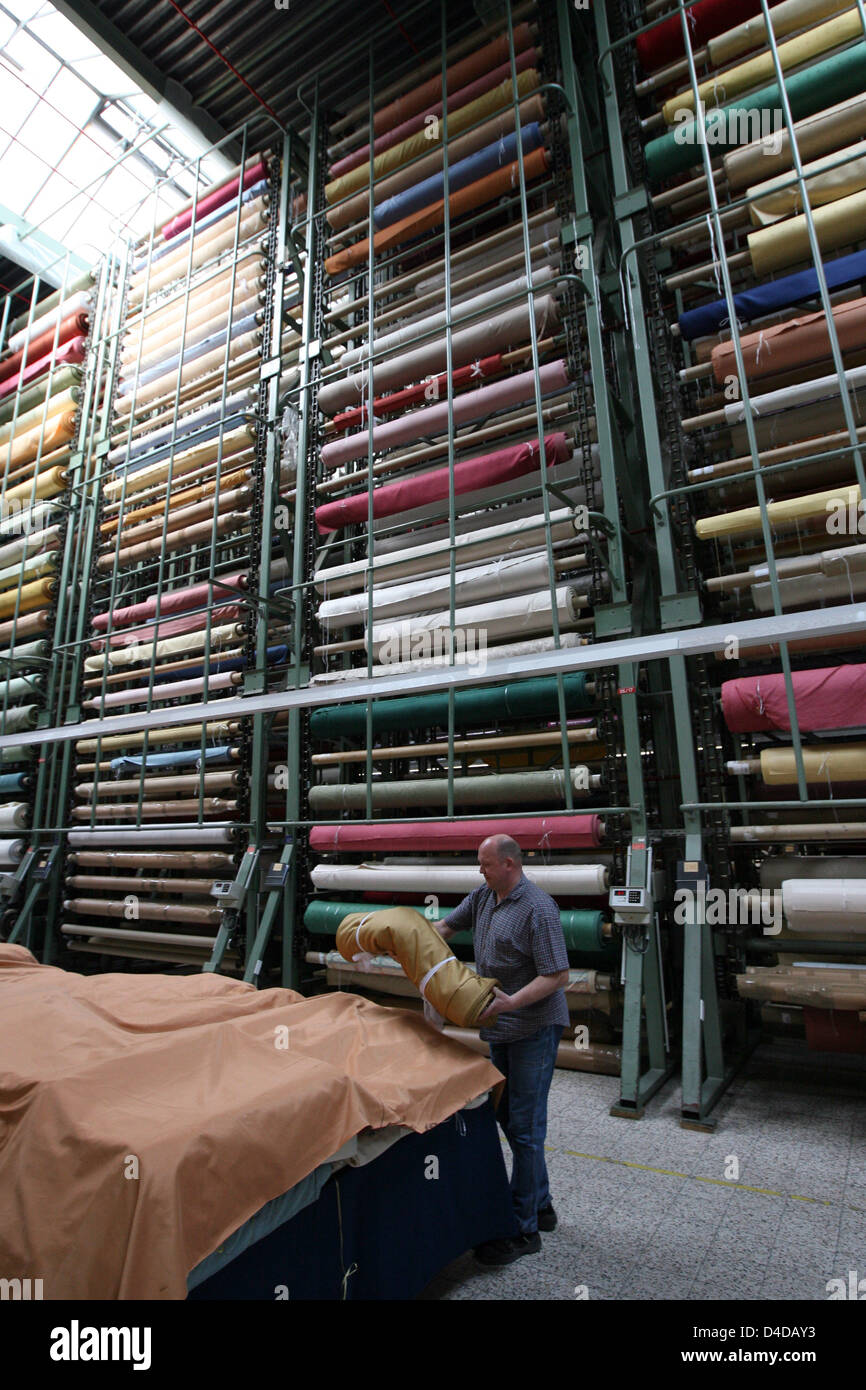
[488,1024,561,1236]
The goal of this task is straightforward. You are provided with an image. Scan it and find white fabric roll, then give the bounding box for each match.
[68,827,236,846]
[0,802,29,830]
[310,632,585,682]
[84,622,246,672]
[369,585,583,659]
[0,837,24,865]
[0,500,59,540]
[782,877,866,934]
[752,570,866,610]
[0,526,60,570]
[0,549,57,592]
[723,361,866,426]
[337,268,556,371]
[319,550,578,627]
[413,227,560,297]
[310,861,609,895]
[7,290,91,354]
[315,508,576,595]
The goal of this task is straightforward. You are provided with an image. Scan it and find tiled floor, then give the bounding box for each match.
[420,1038,866,1300]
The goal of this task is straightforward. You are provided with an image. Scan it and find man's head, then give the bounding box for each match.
[478,834,523,897]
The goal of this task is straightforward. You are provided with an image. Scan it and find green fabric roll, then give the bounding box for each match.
[645,41,866,184]
[0,704,39,733]
[303,896,612,954]
[0,746,31,764]
[0,368,83,428]
[310,672,594,741]
[309,769,592,811]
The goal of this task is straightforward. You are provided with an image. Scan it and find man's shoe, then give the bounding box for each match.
[538,1205,557,1232]
[473,1232,542,1266]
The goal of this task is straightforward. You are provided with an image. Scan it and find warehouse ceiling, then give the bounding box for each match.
[56,0,494,159]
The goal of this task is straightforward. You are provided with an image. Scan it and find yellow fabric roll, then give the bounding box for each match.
[75,721,235,755]
[709,0,853,67]
[336,907,499,1028]
[0,388,77,449]
[748,187,866,274]
[748,139,866,224]
[725,91,866,189]
[325,69,539,205]
[104,426,253,500]
[696,483,859,539]
[663,7,864,125]
[3,466,67,509]
[4,411,76,471]
[759,742,866,783]
[0,575,56,618]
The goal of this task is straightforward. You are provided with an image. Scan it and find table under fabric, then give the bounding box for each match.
[0,944,504,1300]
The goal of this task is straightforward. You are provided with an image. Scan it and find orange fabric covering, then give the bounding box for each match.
[0,944,501,1299]
[325,146,549,276]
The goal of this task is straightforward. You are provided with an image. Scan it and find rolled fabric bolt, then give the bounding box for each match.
[311,632,587,682]
[312,861,609,895]
[695,483,860,540]
[140,184,268,271]
[6,290,91,354]
[84,623,245,672]
[71,800,238,821]
[7,269,93,336]
[0,837,24,865]
[69,850,236,871]
[744,742,866,783]
[330,356,503,430]
[117,314,260,395]
[159,157,268,239]
[317,294,559,415]
[722,665,866,733]
[0,802,29,830]
[678,247,866,341]
[710,295,866,384]
[0,311,88,386]
[74,722,236,755]
[370,583,584,659]
[68,822,237,843]
[0,367,82,428]
[327,62,538,193]
[0,338,87,403]
[751,571,866,611]
[0,638,49,664]
[0,388,79,448]
[76,770,239,798]
[781,878,866,934]
[94,606,248,653]
[321,357,567,470]
[336,906,498,1028]
[104,510,249,570]
[316,430,569,533]
[0,612,49,644]
[91,572,247,631]
[747,139,866,226]
[748,188,866,276]
[725,91,866,189]
[103,427,255,496]
[635,0,780,71]
[709,0,852,67]
[318,545,575,626]
[308,769,597,811]
[661,7,866,125]
[760,855,866,888]
[0,576,57,618]
[64,896,223,925]
[4,675,45,701]
[129,204,267,292]
[736,966,866,1008]
[110,746,236,773]
[0,772,31,792]
[68,875,225,897]
[116,330,263,411]
[325,146,549,276]
[86,671,241,708]
[0,549,57,592]
[310,815,603,854]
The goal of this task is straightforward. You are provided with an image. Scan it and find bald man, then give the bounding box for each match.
[438,834,569,1267]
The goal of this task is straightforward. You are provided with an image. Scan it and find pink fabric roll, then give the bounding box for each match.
[160,160,268,242]
[314,432,571,534]
[94,672,239,708]
[309,815,603,853]
[91,572,247,633]
[321,360,569,470]
[721,665,866,733]
[0,338,86,403]
[329,48,537,179]
[91,605,248,653]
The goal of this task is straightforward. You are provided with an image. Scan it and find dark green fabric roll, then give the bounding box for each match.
[645,42,866,184]
[310,672,594,740]
[303,896,612,954]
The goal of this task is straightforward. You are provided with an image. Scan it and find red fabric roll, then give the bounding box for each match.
[315,431,571,534]
[635,0,782,73]
[0,311,88,385]
[91,572,247,633]
[329,47,537,179]
[721,665,866,733]
[160,159,268,242]
[372,25,533,138]
[90,604,248,653]
[0,337,86,403]
[332,355,504,431]
[309,815,603,853]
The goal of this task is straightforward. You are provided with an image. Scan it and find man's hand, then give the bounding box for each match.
[479,987,515,1020]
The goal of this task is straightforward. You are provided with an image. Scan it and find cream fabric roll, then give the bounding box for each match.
[0,391,77,449]
[0,525,60,570]
[310,861,609,895]
[0,802,30,830]
[760,741,866,783]
[696,483,859,539]
[663,7,864,124]
[128,205,267,304]
[310,632,585,682]
[115,330,262,413]
[782,877,866,932]
[726,91,866,190]
[369,584,583,659]
[121,280,263,368]
[68,826,236,845]
[0,837,24,865]
[709,0,853,67]
[123,255,263,346]
[74,721,235,754]
[319,550,574,626]
[7,289,91,354]
[723,361,866,427]
[748,140,866,225]
[752,570,866,609]
[104,427,254,495]
[119,292,261,381]
[83,622,245,672]
[413,224,561,298]
[748,188,866,275]
[315,508,576,595]
[0,549,57,592]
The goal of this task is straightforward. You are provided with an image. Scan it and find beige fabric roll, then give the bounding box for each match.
[71,798,238,820]
[0,389,77,449]
[696,483,859,539]
[737,964,866,1008]
[64,896,223,925]
[748,188,866,274]
[128,205,268,304]
[748,139,866,225]
[123,255,263,346]
[84,622,245,672]
[104,509,248,569]
[709,0,853,67]
[119,293,261,380]
[75,721,236,754]
[109,485,251,549]
[759,741,866,784]
[121,281,263,368]
[104,427,254,496]
[77,770,239,799]
[114,329,262,413]
[3,412,75,470]
[663,7,864,124]
[725,92,866,189]
[336,907,499,1028]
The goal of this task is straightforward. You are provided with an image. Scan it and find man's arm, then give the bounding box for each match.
[435,890,475,941]
[480,898,569,1019]
[480,970,569,1019]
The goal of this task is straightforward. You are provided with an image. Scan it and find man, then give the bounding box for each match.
[438,833,569,1267]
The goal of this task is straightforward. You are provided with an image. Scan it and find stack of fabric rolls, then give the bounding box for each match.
[299,4,628,1068]
[61,153,296,968]
[628,0,866,1051]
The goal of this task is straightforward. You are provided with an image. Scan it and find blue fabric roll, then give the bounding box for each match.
[152,644,288,684]
[0,772,29,792]
[131,181,268,273]
[118,313,259,395]
[111,747,234,775]
[678,248,866,342]
[373,123,544,230]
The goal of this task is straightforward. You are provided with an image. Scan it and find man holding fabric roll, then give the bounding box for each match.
[438,833,569,1267]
